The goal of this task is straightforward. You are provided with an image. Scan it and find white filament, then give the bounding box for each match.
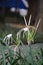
[28,15,32,25]
[24,16,27,26]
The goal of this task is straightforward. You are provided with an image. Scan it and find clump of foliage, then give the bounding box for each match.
[0,27,43,65]
[0,15,43,65]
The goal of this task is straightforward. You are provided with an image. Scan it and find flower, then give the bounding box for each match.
[3,34,13,44]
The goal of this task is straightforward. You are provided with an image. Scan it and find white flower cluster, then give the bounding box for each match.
[17,15,41,45]
[17,15,32,39]
[3,34,13,45]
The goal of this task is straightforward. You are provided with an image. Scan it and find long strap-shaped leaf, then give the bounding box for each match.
[0,44,6,65]
[33,18,41,39]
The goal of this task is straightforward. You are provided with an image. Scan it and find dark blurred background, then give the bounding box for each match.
[0,0,43,32]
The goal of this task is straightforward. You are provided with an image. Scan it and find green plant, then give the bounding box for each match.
[0,17,43,65]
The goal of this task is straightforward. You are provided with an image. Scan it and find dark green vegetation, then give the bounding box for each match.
[0,25,43,65]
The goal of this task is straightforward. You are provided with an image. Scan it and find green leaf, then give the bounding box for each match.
[0,44,6,65]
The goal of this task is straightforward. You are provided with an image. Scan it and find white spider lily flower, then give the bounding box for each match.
[3,34,13,44]
[17,27,30,39]
[23,27,29,31]
[3,34,12,41]
[23,27,30,38]
[7,34,12,38]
